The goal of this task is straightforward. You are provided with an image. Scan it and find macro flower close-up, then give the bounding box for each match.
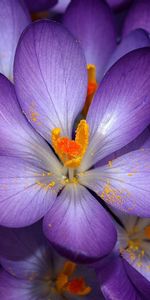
[0,0,150,299]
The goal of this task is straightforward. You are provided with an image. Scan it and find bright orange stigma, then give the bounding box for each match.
[66,277,92,296]
[51,120,89,168]
[82,64,97,116]
[55,261,91,296]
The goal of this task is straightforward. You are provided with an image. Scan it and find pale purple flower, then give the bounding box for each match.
[96,211,150,299]
[0,222,102,300]
[0,20,150,262]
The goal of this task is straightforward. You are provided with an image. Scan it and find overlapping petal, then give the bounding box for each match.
[43,184,116,262]
[123,0,150,36]
[80,49,150,171]
[0,271,35,300]
[97,127,150,167]
[0,0,30,80]
[63,0,116,82]
[106,29,150,72]
[0,75,62,171]
[14,20,87,141]
[124,259,150,300]
[0,157,62,227]
[51,0,70,13]
[0,75,64,227]
[79,150,150,216]
[98,256,143,300]
[0,222,50,279]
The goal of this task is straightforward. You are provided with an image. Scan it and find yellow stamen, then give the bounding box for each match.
[55,261,91,296]
[51,120,89,168]
[82,64,97,116]
[62,261,76,277]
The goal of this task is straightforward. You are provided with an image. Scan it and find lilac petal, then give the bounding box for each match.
[124,259,150,299]
[79,150,150,217]
[63,0,116,82]
[43,184,116,262]
[0,75,61,169]
[0,222,50,280]
[120,217,150,284]
[25,0,57,12]
[106,29,150,72]
[81,49,150,171]
[0,0,30,80]
[50,0,71,13]
[0,75,63,227]
[97,127,150,167]
[0,271,35,300]
[14,20,87,141]
[123,0,150,37]
[0,156,62,227]
[98,256,142,300]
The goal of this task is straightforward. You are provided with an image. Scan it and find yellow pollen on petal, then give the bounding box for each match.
[144,225,150,239]
[82,64,97,117]
[55,261,91,297]
[51,120,89,168]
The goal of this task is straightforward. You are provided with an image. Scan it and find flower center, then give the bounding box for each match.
[120,223,150,267]
[51,120,89,169]
[82,64,97,116]
[55,261,91,296]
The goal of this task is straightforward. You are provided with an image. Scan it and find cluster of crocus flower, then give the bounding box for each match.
[0,0,150,299]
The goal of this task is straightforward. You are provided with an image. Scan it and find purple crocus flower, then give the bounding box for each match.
[0,0,30,80]
[0,20,150,262]
[97,212,150,299]
[123,0,150,37]
[95,134,150,299]
[0,222,103,300]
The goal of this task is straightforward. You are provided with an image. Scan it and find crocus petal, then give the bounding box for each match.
[0,75,63,227]
[80,49,150,171]
[0,74,62,175]
[52,0,71,13]
[106,29,150,72]
[0,222,50,280]
[79,150,150,217]
[97,127,150,167]
[14,20,87,141]
[43,184,116,262]
[0,271,35,300]
[98,256,142,300]
[63,0,116,82]
[123,0,150,36]
[124,259,150,299]
[25,0,57,12]
[0,156,62,227]
[0,0,30,80]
